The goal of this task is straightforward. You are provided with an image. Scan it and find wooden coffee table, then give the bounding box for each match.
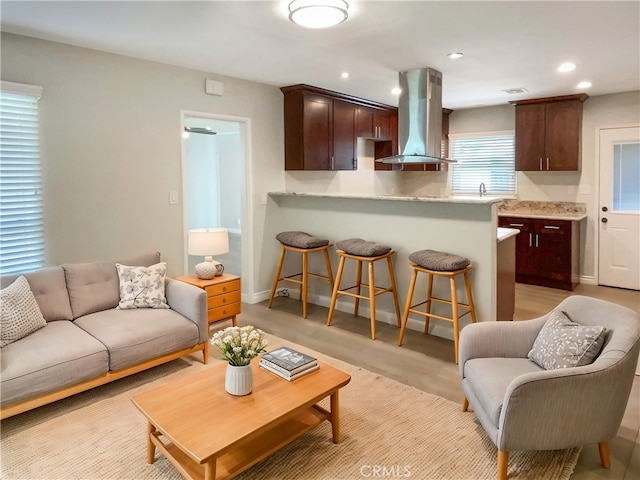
[131,360,351,480]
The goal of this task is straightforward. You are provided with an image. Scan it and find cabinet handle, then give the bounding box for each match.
[529,233,533,247]
[539,157,543,170]
[546,157,550,170]
[222,286,227,292]
[510,223,524,227]
[543,225,560,230]
[535,234,539,247]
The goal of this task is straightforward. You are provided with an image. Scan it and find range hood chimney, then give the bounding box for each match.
[377,67,455,164]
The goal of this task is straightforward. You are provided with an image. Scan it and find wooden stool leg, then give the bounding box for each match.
[387,255,401,327]
[323,247,334,292]
[302,251,309,318]
[497,450,508,480]
[462,397,469,412]
[327,256,345,326]
[268,246,286,308]
[464,270,477,323]
[398,267,418,346]
[451,275,460,364]
[425,273,434,334]
[598,441,611,468]
[354,260,363,317]
[368,260,376,340]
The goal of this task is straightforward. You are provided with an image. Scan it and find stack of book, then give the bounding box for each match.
[259,347,319,381]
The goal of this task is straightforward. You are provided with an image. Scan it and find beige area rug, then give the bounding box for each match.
[1,335,579,480]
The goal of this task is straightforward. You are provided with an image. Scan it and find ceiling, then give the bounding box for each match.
[2,1,639,109]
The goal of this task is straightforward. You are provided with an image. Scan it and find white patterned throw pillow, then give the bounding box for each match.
[528,309,606,370]
[1,276,47,347]
[116,262,169,309]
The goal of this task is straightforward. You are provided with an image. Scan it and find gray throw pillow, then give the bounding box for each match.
[0,275,47,347]
[528,309,607,370]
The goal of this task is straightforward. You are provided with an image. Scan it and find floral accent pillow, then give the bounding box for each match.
[115,262,169,310]
[1,276,47,347]
[528,309,606,370]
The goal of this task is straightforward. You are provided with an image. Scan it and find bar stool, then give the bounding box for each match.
[326,238,401,340]
[268,231,334,319]
[397,249,477,364]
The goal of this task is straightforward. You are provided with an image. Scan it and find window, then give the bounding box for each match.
[450,132,516,195]
[0,81,44,274]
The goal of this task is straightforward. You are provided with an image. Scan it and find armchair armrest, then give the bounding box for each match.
[498,350,639,451]
[165,278,208,344]
[459,317,547,376]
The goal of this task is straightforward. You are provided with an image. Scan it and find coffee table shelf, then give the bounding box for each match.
[132,359,350,480]
[153,405,329,480]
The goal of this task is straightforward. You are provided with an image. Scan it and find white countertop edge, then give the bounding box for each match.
[497,227,520,242]
[269,191,502,205]
[498,212,587,221]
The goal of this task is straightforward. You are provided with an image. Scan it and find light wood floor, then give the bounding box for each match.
[235,282,639,480]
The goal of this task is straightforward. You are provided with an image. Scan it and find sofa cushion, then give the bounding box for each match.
[0,320,109,405]
[1,267,73,321]
[463,357,543,427]
[528,309,607,370]
[116,262,169,309]
[74,308,199,370]
[62,253,161,318]
[1,276,47,347]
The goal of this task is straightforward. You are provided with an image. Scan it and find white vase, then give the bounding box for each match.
[225,363,253,396]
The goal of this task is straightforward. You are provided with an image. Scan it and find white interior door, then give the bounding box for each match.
[598,126,640,290]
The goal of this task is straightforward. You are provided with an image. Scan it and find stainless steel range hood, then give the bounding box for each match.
[377,67,455,164]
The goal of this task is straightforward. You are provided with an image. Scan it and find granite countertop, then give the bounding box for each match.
[269,191,502,205]
[498,200,587,221]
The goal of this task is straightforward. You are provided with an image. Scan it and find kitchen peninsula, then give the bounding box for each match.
[265,192,504,341]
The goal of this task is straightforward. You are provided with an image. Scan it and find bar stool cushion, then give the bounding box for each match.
[409,249,470,271]
[336,238,391,257]
[276,231,329,249]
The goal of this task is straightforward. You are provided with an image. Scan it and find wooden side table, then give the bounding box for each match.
[175,274,241,328]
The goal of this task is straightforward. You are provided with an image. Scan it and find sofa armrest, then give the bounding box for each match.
[498,349,639,451]
[165,278,208,344]
[459,317,547,376]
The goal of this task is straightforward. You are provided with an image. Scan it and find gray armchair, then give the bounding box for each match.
[459,295,640,480]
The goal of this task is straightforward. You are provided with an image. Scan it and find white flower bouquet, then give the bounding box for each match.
[210,325,268,366]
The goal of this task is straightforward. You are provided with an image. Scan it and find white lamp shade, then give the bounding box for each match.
[188,228,229,256]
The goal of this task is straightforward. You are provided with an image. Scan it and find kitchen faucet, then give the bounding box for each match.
[479,182,487,196]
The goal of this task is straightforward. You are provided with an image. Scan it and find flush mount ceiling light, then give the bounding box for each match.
[447,52,464,59]
[288,0,349,28]
[577,81,592,89]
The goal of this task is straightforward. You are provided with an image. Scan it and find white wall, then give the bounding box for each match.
[0,33,285,288]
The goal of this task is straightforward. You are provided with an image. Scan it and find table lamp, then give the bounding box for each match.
[188,228,229,279]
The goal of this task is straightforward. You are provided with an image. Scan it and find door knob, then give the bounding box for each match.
[601,218,608,223]
[602,206,608,212]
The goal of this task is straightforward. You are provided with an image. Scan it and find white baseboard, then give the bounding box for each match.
[579,275,597,286]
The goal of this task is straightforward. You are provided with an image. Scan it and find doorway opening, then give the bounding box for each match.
[181,111,252,294]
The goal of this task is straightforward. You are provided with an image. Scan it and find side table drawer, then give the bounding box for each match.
[207,290,241,309]
[208,302,241,323]
[205,279,240,297]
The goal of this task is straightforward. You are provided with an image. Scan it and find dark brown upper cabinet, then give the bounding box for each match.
[510,94,588,171]
[281,84,397,171]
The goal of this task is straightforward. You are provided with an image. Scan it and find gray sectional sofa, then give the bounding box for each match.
[0,252,209,419]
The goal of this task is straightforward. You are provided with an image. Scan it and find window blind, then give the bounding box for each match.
[450,133,516,195]
[0,83,44,274]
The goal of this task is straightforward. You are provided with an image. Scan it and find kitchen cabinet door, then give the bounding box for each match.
[514,103,546,171]
[333,99,357,170]
[356,106,375,138]
[301,92,333,170]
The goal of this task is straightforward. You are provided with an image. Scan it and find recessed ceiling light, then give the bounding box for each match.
[288,0,349,29]
[391,87,402,95]
[577,81,592,89]
[447,52,464,59]
[558,62,576,73]
[502,88,528,95]
[341,72,349,79]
